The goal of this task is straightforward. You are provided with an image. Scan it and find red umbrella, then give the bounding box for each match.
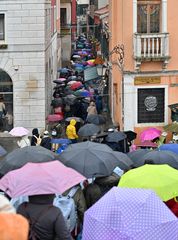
[70,81,83,90]
[46,114,63,122]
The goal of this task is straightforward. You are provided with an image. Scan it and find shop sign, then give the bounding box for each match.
[134,76,161,85]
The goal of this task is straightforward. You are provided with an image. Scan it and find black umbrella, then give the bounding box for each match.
[51,98,63,108]
[127,149,151,167]
[106,131,127,143]
[87,114,106,125]
[78,124,100,137]
[141,150,178,169]
[124,131,137,142]
[60,141,133,178]
[0,146,57,176]
[63,94,77,105]
[0,145,7,157]
[65,117,84,124]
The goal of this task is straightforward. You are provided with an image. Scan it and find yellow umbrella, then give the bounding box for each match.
[118,164,178,201]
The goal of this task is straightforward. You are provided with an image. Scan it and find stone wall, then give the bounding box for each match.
[0,0,58,133]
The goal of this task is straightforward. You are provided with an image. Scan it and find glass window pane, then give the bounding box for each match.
[0,14,4,40]
[137,5,148,33]
[150,4,160,33]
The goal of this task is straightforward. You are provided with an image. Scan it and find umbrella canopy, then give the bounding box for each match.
[140,128,161,142]
[127,149,151,167]
[159,143,178,154]
[0,145,7,157]
[67,80,77,85]
[83,187,178,240]
[124,130,137,142]
[68,76,77,81]
[72,54,81,59]
[60,141,133,178]
[46,114,63,122]
[141,150,178,169]
[164,122,178,132]
[57,67,70,73]
[87,114,106,125]
[74,89,91,97]
[78,124,100,137]
[0,161,86,198]
[51,138,71,145]
[0,146,56,176]
[65,117,84,124]
[53,78,66,84]
[70,82,83,91]
[63,94,77,105]
[106,131,127,143]
[119,164,178,201]
[51,98,63,108]
[9,127,29,137]
[136,141,158,148]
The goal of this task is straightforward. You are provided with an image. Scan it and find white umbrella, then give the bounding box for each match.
[9,127,29,137]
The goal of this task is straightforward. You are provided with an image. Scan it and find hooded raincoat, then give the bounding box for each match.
[66,119,78,140]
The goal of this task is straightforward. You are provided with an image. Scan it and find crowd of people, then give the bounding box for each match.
[0,35,178,240]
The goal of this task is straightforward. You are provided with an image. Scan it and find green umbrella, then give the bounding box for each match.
[164,122,178,132]
[118,164,178,201]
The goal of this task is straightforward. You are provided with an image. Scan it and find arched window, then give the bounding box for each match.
[0,69,13,131]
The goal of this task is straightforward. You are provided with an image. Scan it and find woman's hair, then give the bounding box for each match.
[32,128,39,136]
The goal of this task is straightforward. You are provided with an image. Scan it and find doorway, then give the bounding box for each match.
[0,69,13,132]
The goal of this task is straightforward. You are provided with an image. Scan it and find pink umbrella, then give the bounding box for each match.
[0,161,86,198]
[9,127,29,137]
[136,141,158,148]
[46,114,63,122]
[140,128,161,142]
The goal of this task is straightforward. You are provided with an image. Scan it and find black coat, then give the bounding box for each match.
[40,137,52,150]
[17,195,72,240]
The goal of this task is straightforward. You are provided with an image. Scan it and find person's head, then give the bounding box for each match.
[0,214,29,240]
[0,195,15,213]
[70,119,76,126]
[90,101,95,107]
[43,130,49,136]
[32,128,39,136]
[29,194,55,204]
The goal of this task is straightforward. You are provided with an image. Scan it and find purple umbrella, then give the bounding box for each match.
[83,187,178,240]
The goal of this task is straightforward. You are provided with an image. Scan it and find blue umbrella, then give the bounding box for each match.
[159,144,178,154]
[0,145,7,157]
[51,138,71,145]
[73,63,84,68]
[57,68,70,73]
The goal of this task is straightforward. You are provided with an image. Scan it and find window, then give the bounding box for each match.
[60,8,67,26]
[138,88,165,123]
[0,14,5,41]
[137,1,160,33]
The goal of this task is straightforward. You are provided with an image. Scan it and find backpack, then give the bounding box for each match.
[53,186,79,232]
[33,135,42,146]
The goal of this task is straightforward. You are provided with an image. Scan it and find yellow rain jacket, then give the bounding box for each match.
[66,119,78,140]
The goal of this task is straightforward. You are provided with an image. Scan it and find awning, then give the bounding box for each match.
[94,5,109,16]
[84,67,101,82]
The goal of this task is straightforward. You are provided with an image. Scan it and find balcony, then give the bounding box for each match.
[133,33,170,70]
[59,25,71,37]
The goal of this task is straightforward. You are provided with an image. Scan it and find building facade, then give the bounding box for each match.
[60,0,73,66]
[0,0,60,132]
[109,0,178,138]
